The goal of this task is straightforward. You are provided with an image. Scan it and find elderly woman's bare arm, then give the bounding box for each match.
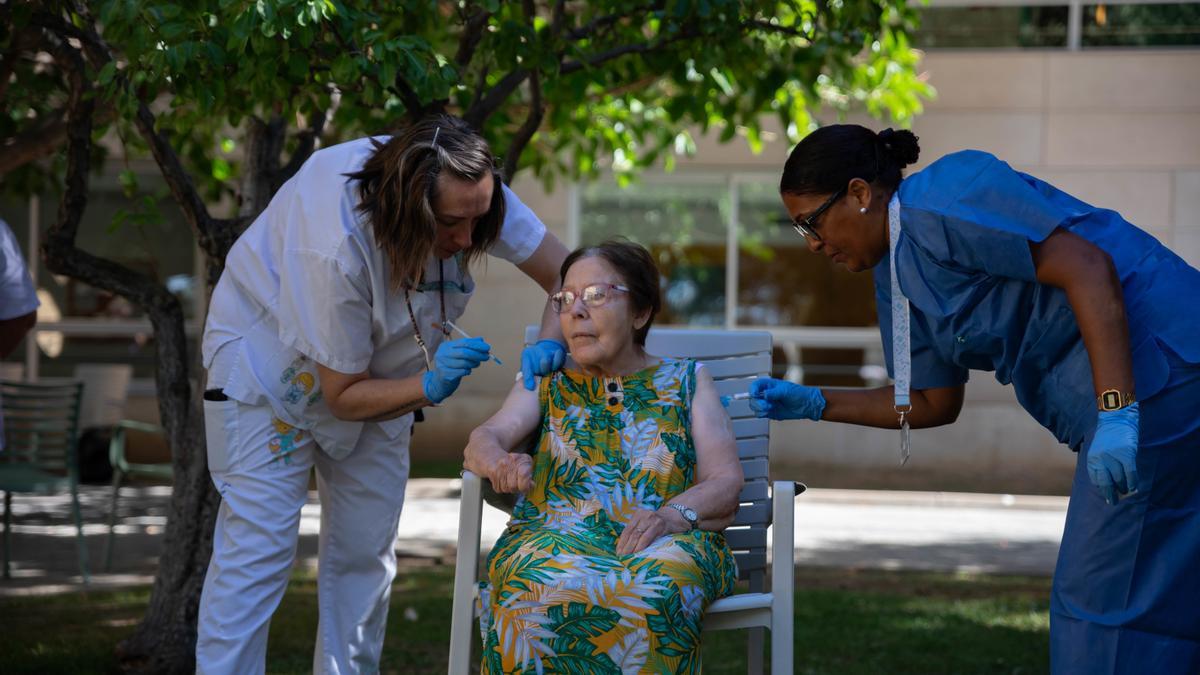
[463,381,542,492]
[664,367,745,529]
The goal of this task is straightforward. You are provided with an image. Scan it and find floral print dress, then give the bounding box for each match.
[479,358,738,674]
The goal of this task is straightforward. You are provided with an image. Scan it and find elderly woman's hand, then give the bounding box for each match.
[488,452,533,494]
[616,508,687,556]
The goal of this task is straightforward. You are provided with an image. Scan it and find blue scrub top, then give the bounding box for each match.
[875,150,1200,451]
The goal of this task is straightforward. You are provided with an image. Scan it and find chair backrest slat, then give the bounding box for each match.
[1,380,84,472]
[731,418,769,440]
[738,481,769,503]
[524,326,775,582]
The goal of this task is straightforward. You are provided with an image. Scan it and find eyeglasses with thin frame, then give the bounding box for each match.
[550,283,630,314]
[789,187,846,242]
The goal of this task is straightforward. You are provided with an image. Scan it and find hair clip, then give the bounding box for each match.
[431,126,441,148]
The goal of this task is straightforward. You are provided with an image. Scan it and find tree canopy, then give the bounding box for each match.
[1,1,930,671]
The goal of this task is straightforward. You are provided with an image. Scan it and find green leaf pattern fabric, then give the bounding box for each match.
[479,359,737,674]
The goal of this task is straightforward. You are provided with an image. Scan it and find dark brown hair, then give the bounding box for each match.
[560,239,662,346]
[344,114,504,291]
[780,125,921,197]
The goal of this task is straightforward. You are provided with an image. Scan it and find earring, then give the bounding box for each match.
[859,207,868,214]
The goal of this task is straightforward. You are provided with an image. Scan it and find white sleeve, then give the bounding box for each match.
[275,242,374,374]
[489,184,547,265]
[0,219,39,320]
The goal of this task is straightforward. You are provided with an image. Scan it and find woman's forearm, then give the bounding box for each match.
[821,385,963,429]
[665,474,743,531]
[463,427,510,478]
[328,373,430,422]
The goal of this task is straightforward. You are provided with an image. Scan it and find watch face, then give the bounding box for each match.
[683,507,698,522]
[1101,390,1121,410]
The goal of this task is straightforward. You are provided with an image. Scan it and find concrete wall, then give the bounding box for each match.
[410,49,1200,496]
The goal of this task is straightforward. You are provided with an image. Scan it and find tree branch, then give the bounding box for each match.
[237,115,286,221]
[279,108,327,184]
[503,71,543,183]
[391,74,426,122]
[32,8,223,259]
[455,7,490,68]
[0,113,68,174]
[503,0,546,182]
[0,28,41,102]
[464,68,530,129]
[40,31,170,311]
[559,22,721,76]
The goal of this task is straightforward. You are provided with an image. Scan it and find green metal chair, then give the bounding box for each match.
[103,419,171,571]
[0,379,89,583]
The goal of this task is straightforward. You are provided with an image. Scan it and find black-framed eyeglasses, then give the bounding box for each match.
[789,187,845,242]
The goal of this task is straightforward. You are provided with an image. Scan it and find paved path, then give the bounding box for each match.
[0,479,1067,597]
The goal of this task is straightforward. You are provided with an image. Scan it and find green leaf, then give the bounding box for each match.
[117,170,138,198]
[546,603,620,640]
[211,157,232,181]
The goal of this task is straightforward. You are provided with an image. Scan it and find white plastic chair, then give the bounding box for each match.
[449,327,798,674]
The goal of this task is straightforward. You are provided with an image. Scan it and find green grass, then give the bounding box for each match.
[409,458,468,479]
[0,566,1051,674]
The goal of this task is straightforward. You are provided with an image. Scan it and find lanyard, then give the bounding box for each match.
[888,192,912,466]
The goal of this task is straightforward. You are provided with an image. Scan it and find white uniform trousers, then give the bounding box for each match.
[196,397,411,674]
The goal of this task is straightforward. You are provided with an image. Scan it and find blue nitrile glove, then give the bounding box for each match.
[1086,403,1140,505]
[748,377,827,421]
[422,337,492,404]
[519,339,566,390]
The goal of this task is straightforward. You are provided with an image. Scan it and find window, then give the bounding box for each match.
[1,173,202,382]
[914,6,1071,48]
[578,180,729,326]
[1082,2,1200,46]
[913,0,1200,49]
[575,176,882,387]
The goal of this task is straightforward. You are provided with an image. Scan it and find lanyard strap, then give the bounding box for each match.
[888,192,912,465]
[888,192,910,411]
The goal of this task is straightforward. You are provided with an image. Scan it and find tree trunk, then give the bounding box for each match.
[114,307,220,675]
[114,115,298,674]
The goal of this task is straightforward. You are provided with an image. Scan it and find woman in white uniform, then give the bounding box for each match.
[197,115,569,674]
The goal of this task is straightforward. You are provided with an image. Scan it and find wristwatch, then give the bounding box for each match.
[667,503,698,531]
[1097,389,1136,412]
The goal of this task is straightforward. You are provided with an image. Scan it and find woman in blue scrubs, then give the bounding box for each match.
[752,124,1200,674]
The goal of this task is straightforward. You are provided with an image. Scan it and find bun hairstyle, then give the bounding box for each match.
[780,124,921,197]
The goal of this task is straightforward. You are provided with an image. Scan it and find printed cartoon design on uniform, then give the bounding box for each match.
[280,355,323,408]
[269,417,304,465]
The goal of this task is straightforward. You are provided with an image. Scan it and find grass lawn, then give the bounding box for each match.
[0,566,1050,674]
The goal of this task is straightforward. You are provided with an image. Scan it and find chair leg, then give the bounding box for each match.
[747,626,764,675]
[69,483,89,585]
[449,471,485,675]
[3,491,10,580]
[104,469,124,572]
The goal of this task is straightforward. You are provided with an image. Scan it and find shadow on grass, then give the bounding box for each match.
[0,566,1050,674]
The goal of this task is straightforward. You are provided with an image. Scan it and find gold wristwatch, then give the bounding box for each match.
[1097,389,1136,412]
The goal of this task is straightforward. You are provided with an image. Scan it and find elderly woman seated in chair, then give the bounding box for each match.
[464,239,744,674]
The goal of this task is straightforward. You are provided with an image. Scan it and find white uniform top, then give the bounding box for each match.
[201,138,546,458]
[1,218,40,450]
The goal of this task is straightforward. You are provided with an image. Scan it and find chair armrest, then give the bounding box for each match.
[108,419,166,472]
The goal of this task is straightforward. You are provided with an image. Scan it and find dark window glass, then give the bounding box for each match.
[579,181,728,327]
[1082,3,1200,46]
[737,183,878,387]
[914,6,1070,48]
